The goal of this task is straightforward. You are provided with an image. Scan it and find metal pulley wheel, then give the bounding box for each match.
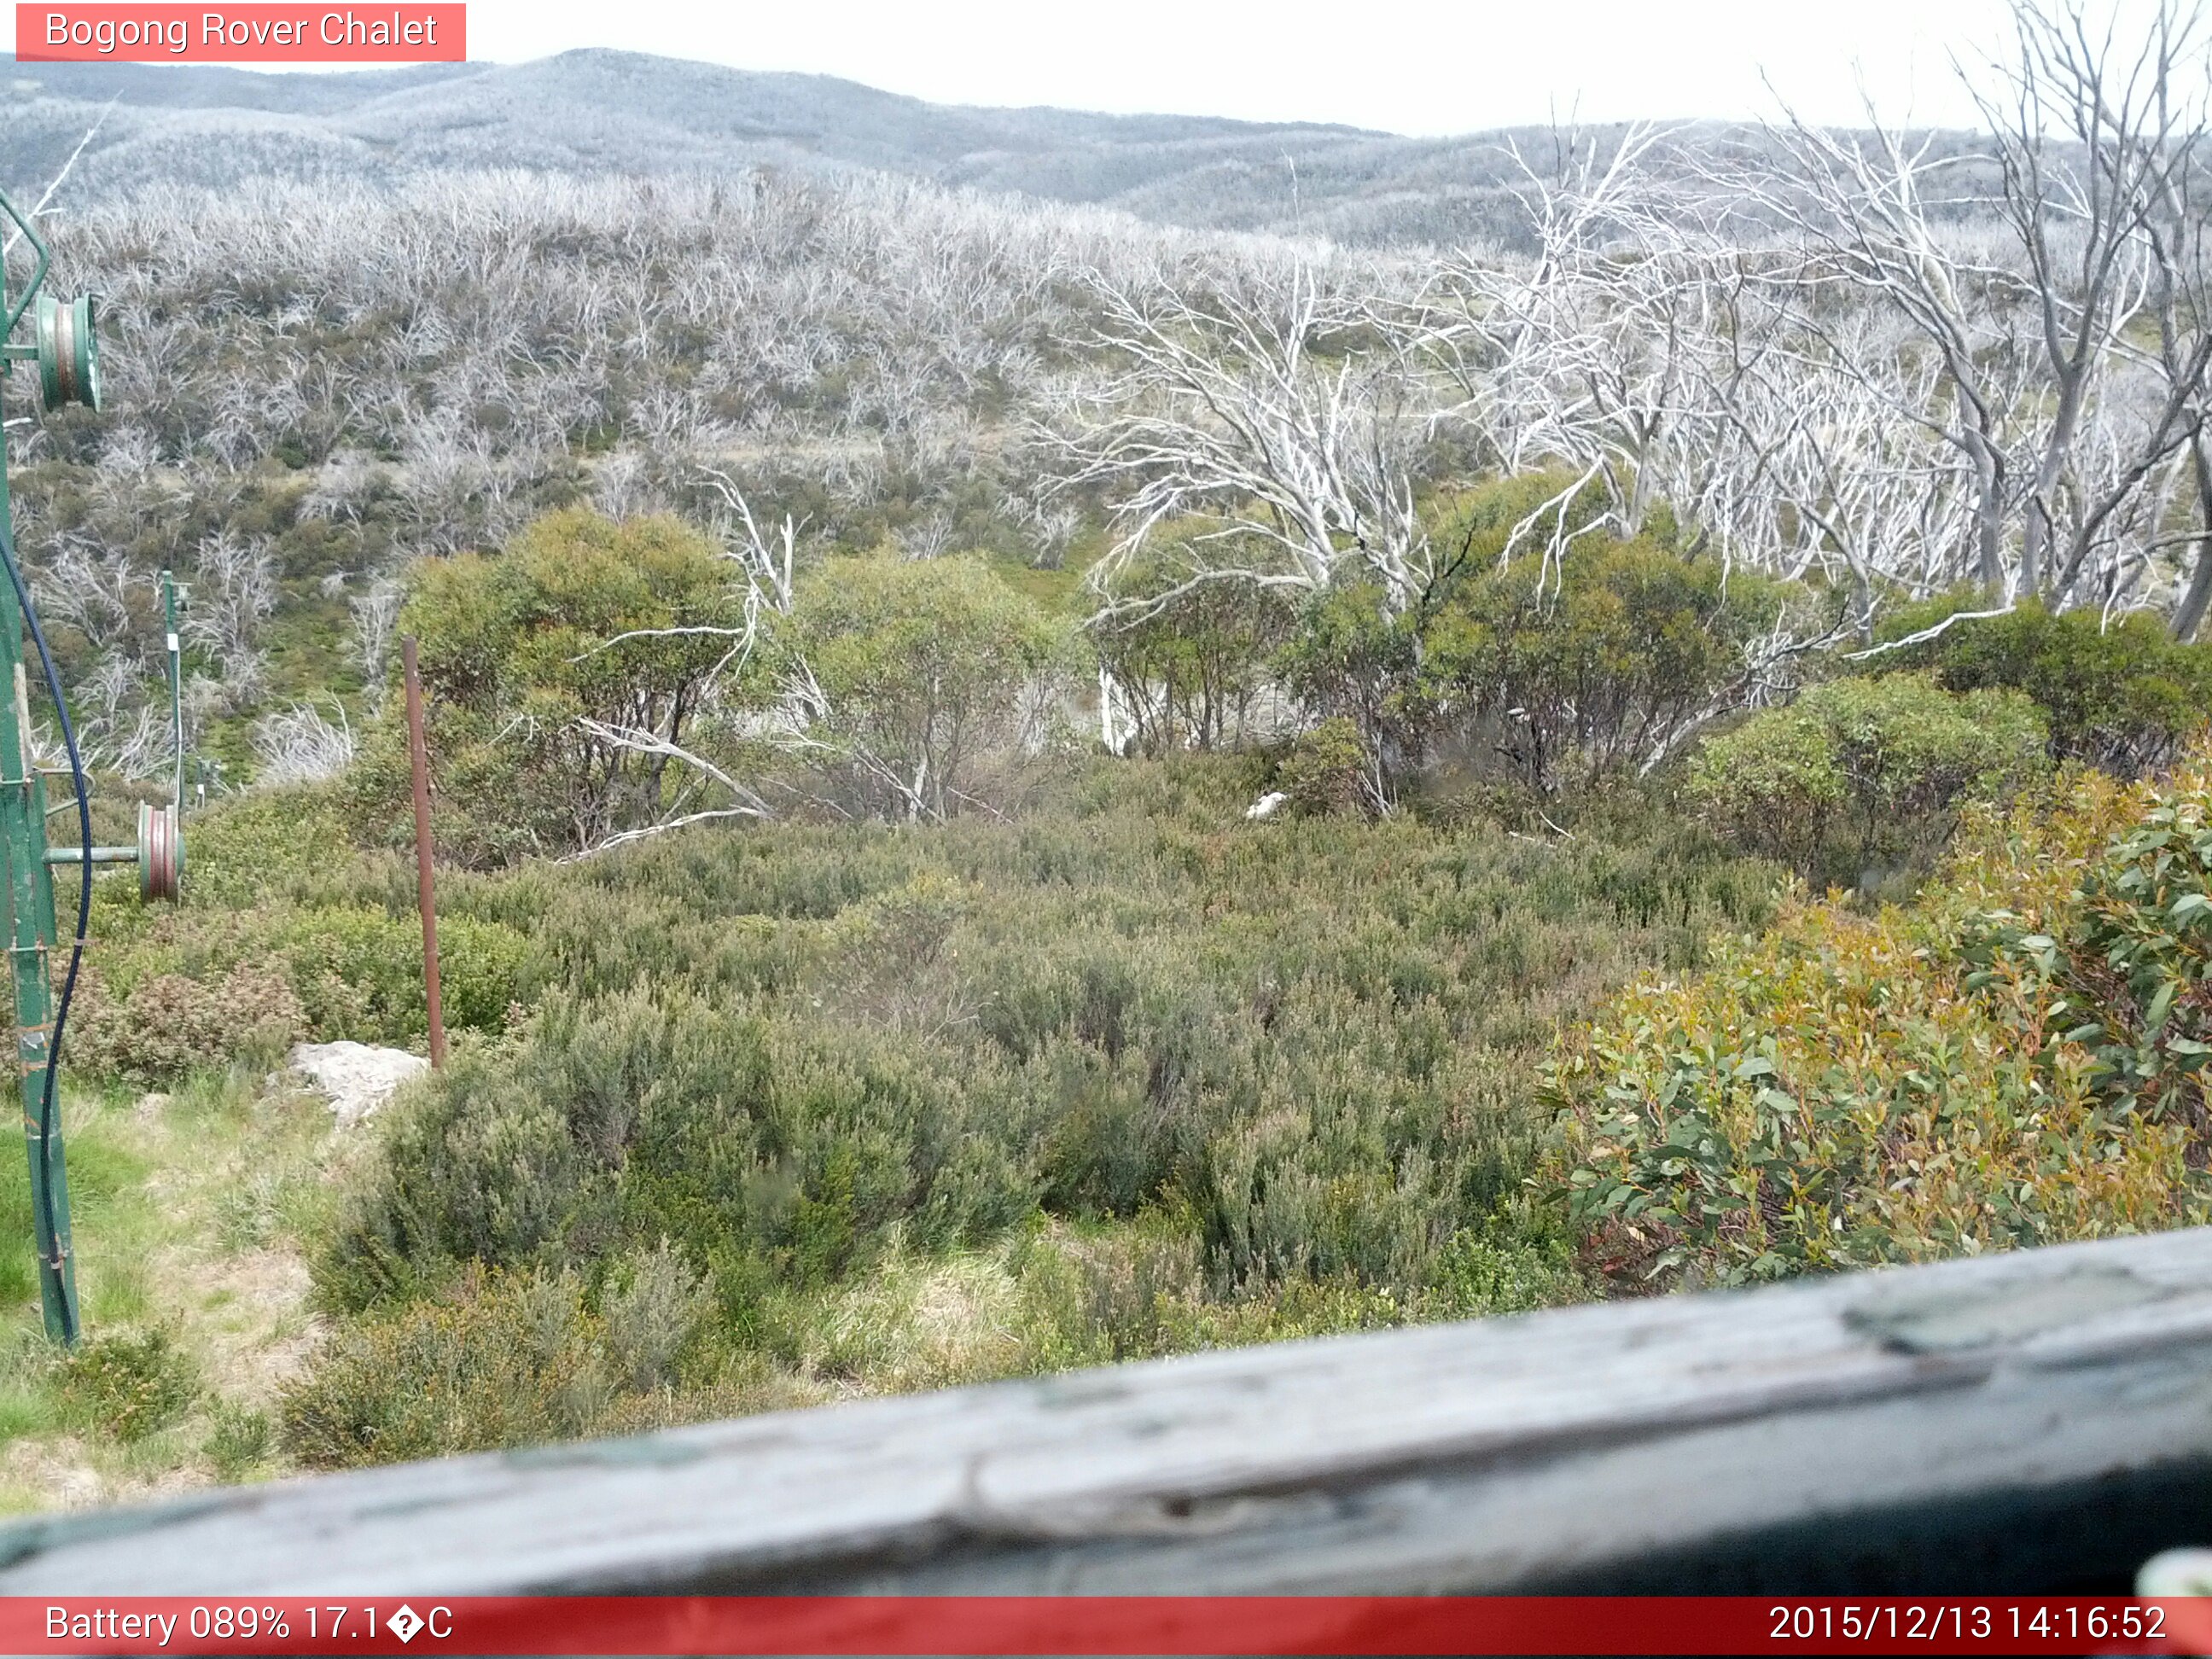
[137,801,180,903]
[36,294,100,413]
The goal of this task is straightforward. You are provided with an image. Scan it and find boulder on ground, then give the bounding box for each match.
[289,1041,430,1126]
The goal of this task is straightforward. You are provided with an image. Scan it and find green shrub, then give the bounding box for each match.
[1966,777,2212,1124]
[63,1326,199,1442]
[1260,479,1796,798]
[1005,1222,1417,1370]
[281,1268,616,1469]
[1689,677,2048,890]
[307,756,1778,1408]
[1869,598,2212,773]
[1090,537,1296,753]
[203,1400,273,1481]
[1273,581,1429,793]
[1419,1228,1586,1319]
[1275,717,1372,816]
[1421,538,1800,794]
[376,508,748,864]
[1012,1219,1207,1365]
[603,1241,709,1393]
[318,987,1042,1313]
[265,907,528,1041]
[81,780,524,1056]
[783,554,1072,820]
[1550,754,2212,1290]
[315,1037,593,1311]
[89,892,527,1051]
[164,785,365,912]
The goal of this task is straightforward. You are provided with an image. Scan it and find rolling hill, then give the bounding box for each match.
[0,48,1614,244]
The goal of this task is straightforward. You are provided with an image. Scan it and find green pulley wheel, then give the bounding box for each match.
[36,294,99,414]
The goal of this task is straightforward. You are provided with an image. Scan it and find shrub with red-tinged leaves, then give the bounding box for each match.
[68,959,306,1085]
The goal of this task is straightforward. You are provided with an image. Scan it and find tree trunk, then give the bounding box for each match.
[1969,436,2007,598]
[2173,439,2212,642]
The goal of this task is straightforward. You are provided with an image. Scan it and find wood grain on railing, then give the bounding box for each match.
[5,1227,2212,1593]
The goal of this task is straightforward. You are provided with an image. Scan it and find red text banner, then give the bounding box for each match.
[3,1596,2212,1656]
[16,5,463,61]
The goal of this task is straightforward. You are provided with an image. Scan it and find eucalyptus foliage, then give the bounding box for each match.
[1553,754,2212,1289]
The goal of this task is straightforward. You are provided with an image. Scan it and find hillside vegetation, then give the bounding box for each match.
[0,494,2197,1499]
[0,746,1773,1488]
[3,0,2212,1508]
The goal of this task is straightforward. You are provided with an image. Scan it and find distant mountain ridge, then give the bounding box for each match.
[0,49,1623,244]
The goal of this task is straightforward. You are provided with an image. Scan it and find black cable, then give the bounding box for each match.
[0,521,82,1343]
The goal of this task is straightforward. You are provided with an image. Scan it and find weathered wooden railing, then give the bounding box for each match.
[4,1226,2212,1593]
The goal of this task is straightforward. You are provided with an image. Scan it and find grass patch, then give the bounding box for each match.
[0,1066,339,1511]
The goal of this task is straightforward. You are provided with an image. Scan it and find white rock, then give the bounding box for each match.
[289,1041,431,1126]
[1245,790,1289,821]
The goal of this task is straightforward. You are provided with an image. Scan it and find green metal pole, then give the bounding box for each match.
[0,189,106,1348]
[0,387,75,1344]
[162,569,182,812]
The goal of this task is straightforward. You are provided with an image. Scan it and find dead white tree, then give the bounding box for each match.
[252,697,357,785]
[1426,125,1697,538]
[2116,1,2212,637]
[349,577,403,711]
[696,465,800,672]
[1980,0,2211,606]
[1058,262,1445,623]
[563,719,773,859]
[186,527,277,707]
[1748,117,2028,597]
[73,655,172,780]
[1746,0,2212,618]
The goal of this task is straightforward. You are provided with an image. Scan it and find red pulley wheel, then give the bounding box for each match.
[137,802,180,903]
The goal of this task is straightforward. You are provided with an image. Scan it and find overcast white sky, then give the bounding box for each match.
[5,0,2018,132]
[458,0,2016,133]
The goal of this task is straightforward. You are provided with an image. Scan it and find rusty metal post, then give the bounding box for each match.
[401,637,446,1068]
